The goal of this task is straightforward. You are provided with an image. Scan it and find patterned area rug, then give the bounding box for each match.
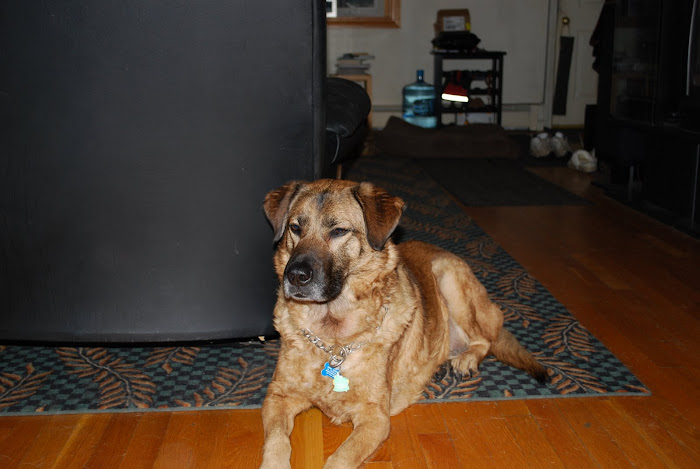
[0,156,649,415]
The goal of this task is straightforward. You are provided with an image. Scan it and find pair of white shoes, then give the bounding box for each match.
[529,131,598,173]
[530,131,570,158]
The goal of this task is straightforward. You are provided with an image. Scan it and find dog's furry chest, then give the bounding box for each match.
[279,342,388,423]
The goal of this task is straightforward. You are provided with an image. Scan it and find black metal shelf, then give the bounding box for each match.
[432,50,505,126]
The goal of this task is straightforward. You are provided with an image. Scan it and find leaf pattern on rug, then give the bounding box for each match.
[542,315,596,361]
[174,357,267,408]
[495,298,544,328]
[463,257,500,279]
[496,268,538,299]
[401,216,471,244]
[464,237,500,259]
[263,339,281,359]
[145,347,200,374]
[620,384,651,394]
[535,354,607,394]
[56,347,156,409]
[423,371,482,401]
[0,363,52,410]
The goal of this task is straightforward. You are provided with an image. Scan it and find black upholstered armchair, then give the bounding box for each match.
[0,1,329,341]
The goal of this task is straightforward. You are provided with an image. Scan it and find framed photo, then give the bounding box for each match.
[326,0,337,18]
[327,0,400,28]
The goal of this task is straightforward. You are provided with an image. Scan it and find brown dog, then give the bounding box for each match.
[261,179,547,469]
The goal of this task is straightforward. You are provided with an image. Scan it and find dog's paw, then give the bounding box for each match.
[433,362,453,381]
[450,352,482,379]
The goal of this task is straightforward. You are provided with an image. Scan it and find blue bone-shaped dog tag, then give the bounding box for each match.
[321,362,340,378]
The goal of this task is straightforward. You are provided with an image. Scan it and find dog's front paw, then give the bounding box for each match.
[260,439,292,469]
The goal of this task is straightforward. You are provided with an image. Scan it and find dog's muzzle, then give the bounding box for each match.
[283,252,341,302]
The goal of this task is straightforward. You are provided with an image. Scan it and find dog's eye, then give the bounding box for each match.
[289,223,301,235]
[330,227,350,238]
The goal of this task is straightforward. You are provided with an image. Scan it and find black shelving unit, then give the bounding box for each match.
[432,50,506,126]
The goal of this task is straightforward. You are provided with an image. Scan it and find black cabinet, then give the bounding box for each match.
[594,0,700,235]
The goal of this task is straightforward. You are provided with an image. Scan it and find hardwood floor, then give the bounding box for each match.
[1,166,698,468]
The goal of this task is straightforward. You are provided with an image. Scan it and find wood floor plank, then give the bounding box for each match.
[406,403,447,434]
[439,401,528,468]
[387,411,427,469]
[555,398,632,468]
[417,432,461,469]
[642,399,700,463]
[192,410,263,469]
[118,411,172,469]
[223,409,265,469]
[495,401,563,468]
[291,407,324,469]
[152,411,202,468]
[526,399,599,468]
[17,414,82,469]
[0,416,53,468]
[51,413,113,469]
[610,398,699,469]
[585,398,668,468]
[85,412,141,469]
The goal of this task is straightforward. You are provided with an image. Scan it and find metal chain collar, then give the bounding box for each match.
[299,306,388,368]
[300,328,366,368]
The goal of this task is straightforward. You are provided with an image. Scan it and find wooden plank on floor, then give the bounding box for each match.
[440,401,528,469]
[526,399,598,469]
[17,414,82,469]
[417,432,461,469]
[387,411,426,469]
[0,416,47,467]
[51,413,113,468]
[291,408,324,469]
[152,411,202,468]
[118,411,172,469]
[555,398,631,468]
[495,401,563,468]
[585,398,667,468]
[85,412,141,469]
[610,398,698,469]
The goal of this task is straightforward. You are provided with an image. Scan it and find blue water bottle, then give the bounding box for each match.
[402,70,437,128]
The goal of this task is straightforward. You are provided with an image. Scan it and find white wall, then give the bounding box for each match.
[327,0,554,129]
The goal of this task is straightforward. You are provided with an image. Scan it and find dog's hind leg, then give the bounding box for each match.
[431,253,503,378]
[432,252,549,383]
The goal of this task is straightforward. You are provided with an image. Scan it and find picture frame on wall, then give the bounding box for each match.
[327,0,400,28]
[326,0,337,18]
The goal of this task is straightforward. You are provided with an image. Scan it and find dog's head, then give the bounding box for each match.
[263,179,404,303]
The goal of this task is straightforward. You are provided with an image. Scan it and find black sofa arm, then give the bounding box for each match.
[324,77,371,177]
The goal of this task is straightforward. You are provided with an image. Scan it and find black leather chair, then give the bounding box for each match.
[0,1,327,341]
[323,77,372,179]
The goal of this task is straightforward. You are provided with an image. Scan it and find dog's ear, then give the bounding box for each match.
[263,182,302,243]
[353,182,405,251]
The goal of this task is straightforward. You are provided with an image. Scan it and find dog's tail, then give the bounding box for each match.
[491,328,549,384]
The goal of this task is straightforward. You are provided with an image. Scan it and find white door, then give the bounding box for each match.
[551,0,604,126]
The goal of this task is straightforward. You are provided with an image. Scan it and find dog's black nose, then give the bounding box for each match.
[286,263,313,287]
